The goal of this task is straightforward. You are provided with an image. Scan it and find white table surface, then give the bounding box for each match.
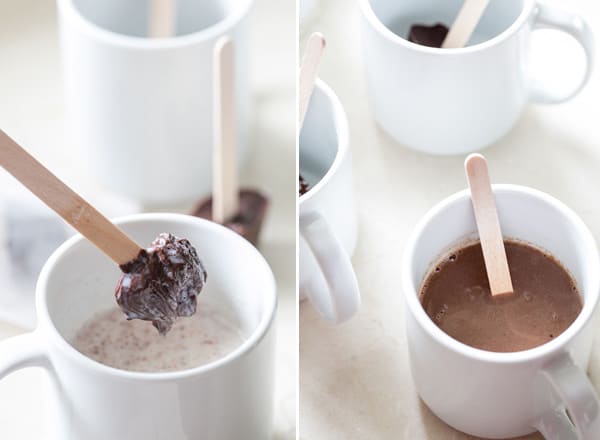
[0,0,296,438]
[300,0,600,439]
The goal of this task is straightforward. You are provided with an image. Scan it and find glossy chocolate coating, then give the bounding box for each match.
[190,189,268,246]
[116,233,207,335]
[408,23,449,48]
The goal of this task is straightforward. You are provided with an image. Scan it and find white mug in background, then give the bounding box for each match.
[0,214,276,439]
[299,0,319,31]
[57,0,254,204]
[359,0,594,155]
[299,80,360,323]
[402,185,600,439]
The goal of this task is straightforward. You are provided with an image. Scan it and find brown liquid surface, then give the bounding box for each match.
[420,241,582,352]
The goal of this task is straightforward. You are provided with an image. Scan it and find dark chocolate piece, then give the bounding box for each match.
[115,233,207,335]
[299,175,310,196]
[190,190,268,246]
[408,23,449,48]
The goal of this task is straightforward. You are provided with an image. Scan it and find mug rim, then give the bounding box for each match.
[56,0,254,49]
[358,0,537,55]
[299,79,350,205]
[36,213,277,381]
[402,184,600,364]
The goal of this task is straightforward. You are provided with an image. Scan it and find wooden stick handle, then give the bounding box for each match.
[149,0,177,38]
[212,37,239,225]
[299,32,326,129]
[442,0,490,48]
[465,154,513,296]
[0,130,142,266]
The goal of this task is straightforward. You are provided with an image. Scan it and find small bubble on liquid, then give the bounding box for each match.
[523,291,532,302]
[449,254,456,262]
[434,309,446,322]
[551,312,558,321]
[435,267,440,272]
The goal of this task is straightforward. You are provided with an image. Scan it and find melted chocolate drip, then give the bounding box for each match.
[115,233,207,335]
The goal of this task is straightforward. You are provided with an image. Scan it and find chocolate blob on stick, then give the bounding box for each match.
[115,233,207,335]
[408,23,449,48]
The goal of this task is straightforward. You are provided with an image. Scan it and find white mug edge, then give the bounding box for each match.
[401,184,600,365]
[358,0,537,55]
[56,0,254,49]
[35,213,277,381]
[299,79,350,207]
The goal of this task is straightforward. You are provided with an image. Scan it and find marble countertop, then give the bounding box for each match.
[300,0,600,439]
[0,0,296,438]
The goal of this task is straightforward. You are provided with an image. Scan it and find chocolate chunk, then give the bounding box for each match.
[408,23,449,48]
[115,233,207,335]
[299,175,310,196]
[190,190,268,246]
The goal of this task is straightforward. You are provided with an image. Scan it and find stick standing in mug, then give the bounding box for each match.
[191,38,269,246]
[443,0,490,48]
[149,0,177,38]
[465,153,513,296]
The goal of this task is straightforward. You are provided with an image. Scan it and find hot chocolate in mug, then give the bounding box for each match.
[0,214,276,439]
[402,185,600,439]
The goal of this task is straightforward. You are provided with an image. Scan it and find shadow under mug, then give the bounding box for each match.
[0,214,276,439]
[359,0,594,155]
[57,0,254,204]
[402,185,600,439]
[299,80,360,323]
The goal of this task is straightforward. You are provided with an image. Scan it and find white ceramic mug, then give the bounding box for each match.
[359,0,594,155]
[299,80,360,323]
[299,0,319,30]
[57,0,253,204]
[0,214,276,439]
[402,185,600,439]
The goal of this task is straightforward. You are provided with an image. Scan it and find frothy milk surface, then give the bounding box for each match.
[71,302,245,372]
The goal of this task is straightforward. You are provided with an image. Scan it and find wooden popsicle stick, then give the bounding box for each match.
[442,0,490,49]
[0,130,142,266]
[212,37,239,224]
[299,32,326,129]
[148,0,177,38]
[465,154,514,296]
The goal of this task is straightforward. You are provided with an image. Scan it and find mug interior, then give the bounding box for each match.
[70,0,240,37]
[407,185,599,356]
[40,214,275,371]
[299,81,342,193]
[366,0,525,46]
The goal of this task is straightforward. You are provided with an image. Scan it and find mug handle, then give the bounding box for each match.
[534,353,600,439]
[0,331,50,378]
[299,211,360,323]
[529,2,594,104]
